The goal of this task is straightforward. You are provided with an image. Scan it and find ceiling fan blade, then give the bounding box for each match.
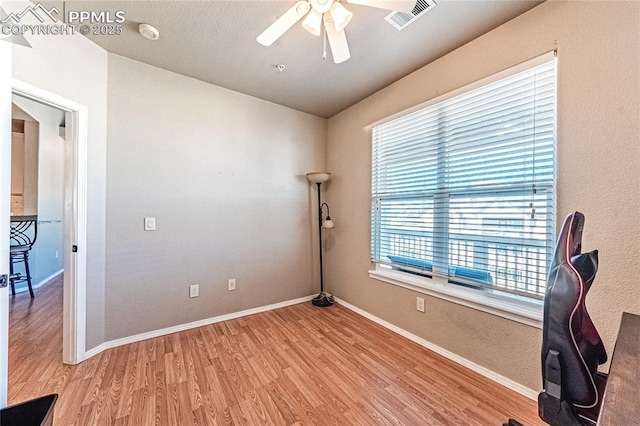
[345,0,416,13]
[324,16,350,64]
[256,1,311,46]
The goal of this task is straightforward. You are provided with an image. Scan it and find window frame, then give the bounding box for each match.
[368,52,557,327]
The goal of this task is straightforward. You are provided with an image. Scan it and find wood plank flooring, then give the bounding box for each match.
[8,276,544,425]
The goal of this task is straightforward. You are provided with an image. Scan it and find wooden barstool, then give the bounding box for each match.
[9,215,38,298]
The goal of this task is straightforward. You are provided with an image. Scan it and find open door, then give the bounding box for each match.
[10,81,89,366]
[0,40,13,407]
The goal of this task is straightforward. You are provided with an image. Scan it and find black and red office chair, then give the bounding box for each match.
[507,212,607,426]
[538,211,607,425]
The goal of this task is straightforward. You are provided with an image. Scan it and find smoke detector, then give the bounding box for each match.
[138,23,160,40]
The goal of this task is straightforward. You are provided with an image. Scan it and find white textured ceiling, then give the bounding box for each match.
[53,0,543,118]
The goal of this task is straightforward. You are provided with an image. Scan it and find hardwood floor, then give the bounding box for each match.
[8,277,544,425]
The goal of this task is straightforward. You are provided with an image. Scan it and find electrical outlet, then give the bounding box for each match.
[228,279,236,291]
[189,284,199,298]
[55,250,59,258]
[416,297,425,313]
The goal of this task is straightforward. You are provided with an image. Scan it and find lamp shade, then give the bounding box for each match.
[306,172,331,183]
[302,9,323,36]
[322,217,335,229]
[329,2,353,32]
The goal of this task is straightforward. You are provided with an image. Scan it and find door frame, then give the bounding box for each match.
[0,39,12,408]
[11,79,88,366]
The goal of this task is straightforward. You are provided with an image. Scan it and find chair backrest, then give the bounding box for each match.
[541,212,606,409]
[10,215,38,250]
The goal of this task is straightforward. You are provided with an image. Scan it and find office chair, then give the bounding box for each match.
[506,212,607,426]
[538,211,607,424]
[9,215,38,298]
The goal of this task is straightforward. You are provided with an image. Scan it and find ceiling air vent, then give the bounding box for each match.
[385,0,437,31]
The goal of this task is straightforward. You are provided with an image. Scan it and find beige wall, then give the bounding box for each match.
[326,0,640,391]
[105,54,327,340]
[10,1,108,350]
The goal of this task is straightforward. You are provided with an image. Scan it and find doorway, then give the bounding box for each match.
[10,96,64,291]
[9,80,88,367]
[8,95,67,400]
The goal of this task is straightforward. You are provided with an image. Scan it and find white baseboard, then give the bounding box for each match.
[85,295,315,359]
[84,342,106,360]
[335,297,539,401]
[11,269,63,294]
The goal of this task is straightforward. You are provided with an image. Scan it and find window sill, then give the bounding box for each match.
[368,268,543,328]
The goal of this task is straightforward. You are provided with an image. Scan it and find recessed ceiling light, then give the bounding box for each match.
[138,23,159,41]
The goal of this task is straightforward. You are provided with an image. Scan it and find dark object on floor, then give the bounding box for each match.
[538,212,607,425]
[0,393,58,426]
[503,419,524,426]
[9,215,38,298]
[312,291,334,307]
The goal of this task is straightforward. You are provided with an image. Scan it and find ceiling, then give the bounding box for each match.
[50,0,543,118]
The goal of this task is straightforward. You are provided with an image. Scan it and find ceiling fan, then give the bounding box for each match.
[257,0,417,64]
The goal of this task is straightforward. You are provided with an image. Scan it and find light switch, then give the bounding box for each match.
[144,217,156,231]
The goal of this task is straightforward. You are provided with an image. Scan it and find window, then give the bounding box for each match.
[371,55,556,306]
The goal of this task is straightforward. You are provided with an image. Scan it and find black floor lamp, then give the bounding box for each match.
[306,172,334,307]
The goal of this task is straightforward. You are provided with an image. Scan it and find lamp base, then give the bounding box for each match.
[311,291,334,307]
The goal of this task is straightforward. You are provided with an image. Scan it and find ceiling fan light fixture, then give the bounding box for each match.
[302,9,323,36]
[258,0,408,63]
[329,2,353,31]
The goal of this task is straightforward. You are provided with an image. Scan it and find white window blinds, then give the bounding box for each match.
[371,56,556,299]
